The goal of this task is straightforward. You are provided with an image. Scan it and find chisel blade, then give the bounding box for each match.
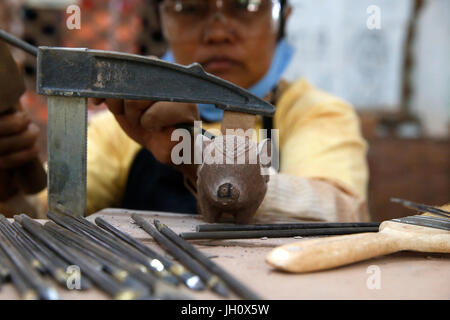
[391,215,450,231]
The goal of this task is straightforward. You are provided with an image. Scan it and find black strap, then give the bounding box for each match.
[262,116,273,138]
[262,83,282,135]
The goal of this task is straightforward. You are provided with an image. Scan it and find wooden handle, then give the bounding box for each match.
[221,111,256,135]
[13,158,47,194]
[265,231,401,273]
[266,218,450,273]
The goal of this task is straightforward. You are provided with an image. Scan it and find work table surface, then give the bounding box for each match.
[1,209,449,300]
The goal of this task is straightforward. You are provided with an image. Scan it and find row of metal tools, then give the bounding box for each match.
[1,198,448,299]
[0,209,260,300]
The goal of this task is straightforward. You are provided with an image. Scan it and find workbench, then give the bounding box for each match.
[1,209,449,300]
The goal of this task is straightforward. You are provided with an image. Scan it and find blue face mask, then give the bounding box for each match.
[162,39,295,122]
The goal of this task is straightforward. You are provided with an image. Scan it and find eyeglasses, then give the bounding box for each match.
[161,0,279,20]
[160,0,282,41]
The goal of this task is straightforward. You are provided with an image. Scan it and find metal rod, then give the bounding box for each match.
[1,218,80,290]
[180,227,380,240]
[48,210,179,285]
[45,222,149,284]
[196,222,381,232]
[47,212,150,272]
[0,246,37,300]
[0,249,11,286]
[0,216,45,273]
[10,221,92,291]
[44,221,191,300]
[95,216,204,291]
[11,221,67,268]
[71,213,180,284]
[391,198,450,218]
[132,213,229,297]
[46,213,157,279]
[7,222,50,271]
[0,219,59,300]
[43,223,150,296]
[16,214,140,300]
[0,29,38,57]
[155,219,261,300]
[55,204,119,241]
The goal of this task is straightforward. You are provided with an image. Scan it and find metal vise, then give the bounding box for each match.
[36,47,275,218]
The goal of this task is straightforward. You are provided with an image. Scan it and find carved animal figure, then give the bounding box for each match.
[195,134,271,224]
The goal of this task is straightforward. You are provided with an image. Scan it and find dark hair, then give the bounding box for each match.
[152,0,289,40]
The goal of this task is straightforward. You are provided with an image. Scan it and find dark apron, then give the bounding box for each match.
[120,148,198,214]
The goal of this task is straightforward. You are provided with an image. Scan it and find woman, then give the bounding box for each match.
[0,0,370,222]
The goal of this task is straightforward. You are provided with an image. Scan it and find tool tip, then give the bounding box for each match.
[163,274,181,286]
[212,282,229,297]
[184,275,205,291]
[390,197,404,204]
[153,219,167,231]
[156,288,194,300]
[13,214,24,224]
[39,287,60,300]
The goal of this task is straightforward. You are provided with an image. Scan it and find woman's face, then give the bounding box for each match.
[160,0,281,89]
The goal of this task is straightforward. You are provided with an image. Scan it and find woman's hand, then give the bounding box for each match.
[92,98,199,172]
[0,109,41,200]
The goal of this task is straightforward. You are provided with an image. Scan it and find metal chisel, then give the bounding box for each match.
[266,210,450,273]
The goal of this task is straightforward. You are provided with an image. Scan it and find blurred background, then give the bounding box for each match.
[0,0,448,221]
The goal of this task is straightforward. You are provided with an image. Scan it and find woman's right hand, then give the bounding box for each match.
[0,109,41,201]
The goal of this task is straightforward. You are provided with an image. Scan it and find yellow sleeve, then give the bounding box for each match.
[86,110,141,215]
[274,79,369,200]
